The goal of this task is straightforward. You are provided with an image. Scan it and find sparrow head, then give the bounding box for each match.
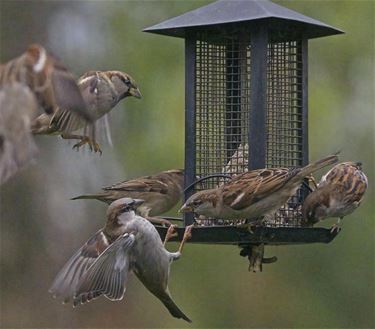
[107,71,141,100]
[107,197,145,217]
[179,189,217,215]
[345,161,363,170]
[165,169,184,188]
[26,44,49,73]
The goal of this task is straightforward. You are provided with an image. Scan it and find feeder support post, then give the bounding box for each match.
[300,39,309,166]
[249,25,268,170]
[184,35,196,226]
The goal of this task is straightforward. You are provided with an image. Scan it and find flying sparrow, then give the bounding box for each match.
[302,162,368,231]
[180,155,338,221]
[31,70,141,154]
[0,83,38,184]
[0,44,91,122]
[49,197,192,323]
[71,169,184,226]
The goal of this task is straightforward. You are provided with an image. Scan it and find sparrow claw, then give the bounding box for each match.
[330,224,342,234]
[72,137,102,155]
[183,224,194,241]
[237,222,256,234]
[164,224,178,245]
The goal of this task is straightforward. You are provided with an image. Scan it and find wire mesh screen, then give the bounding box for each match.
[263,40,305,227]
[195,32,251,189]
[193,34,306,227]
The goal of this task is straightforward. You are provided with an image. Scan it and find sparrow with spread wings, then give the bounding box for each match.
[71,169,184,226]
[31,70,141,154]
[180,155,338,222]
[302,162,368,231]
[49,197,192,323]
[0,44,91,120]
[0,44,93,183]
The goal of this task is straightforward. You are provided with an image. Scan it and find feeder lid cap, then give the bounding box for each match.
[143,0,344,39]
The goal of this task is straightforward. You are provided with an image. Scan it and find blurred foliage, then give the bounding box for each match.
[0,0,374,328]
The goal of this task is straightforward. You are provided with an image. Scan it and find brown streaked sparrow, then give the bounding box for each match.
[49,197,192,323]
[302,162,368,231]
[180,155,338,221]
[0,44,91,121]
[0,83,38,184]
[31,70,141,154]
[71,169,184,226]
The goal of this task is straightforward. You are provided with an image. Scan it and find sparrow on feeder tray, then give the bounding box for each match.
[71,169,184,226]
[302,162,368,232]
[180,155,338,224]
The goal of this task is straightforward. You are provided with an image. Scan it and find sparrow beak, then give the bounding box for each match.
[129,87,142,99]
[179,204,193,213]
[133,198,145,207]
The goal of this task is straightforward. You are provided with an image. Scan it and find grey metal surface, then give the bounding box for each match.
[144,0,343,40]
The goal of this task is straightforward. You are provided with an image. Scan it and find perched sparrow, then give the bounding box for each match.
[180,155,338,221]
[302,162,368,230]
[31,70,141,153]
[0,44,91,121]
[49,197,192,323]
[0,83,38,184]
[71,169,184,226]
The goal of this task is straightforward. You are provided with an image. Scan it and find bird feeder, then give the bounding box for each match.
[144,1,343,256]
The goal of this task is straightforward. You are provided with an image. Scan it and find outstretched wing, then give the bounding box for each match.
[222,168,295,210]
[49,230,110,303]
[73,232,135,306]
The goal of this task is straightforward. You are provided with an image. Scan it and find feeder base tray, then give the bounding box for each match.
[155,225,339,245]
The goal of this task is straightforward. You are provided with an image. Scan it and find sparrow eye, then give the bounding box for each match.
[120,76,131,86]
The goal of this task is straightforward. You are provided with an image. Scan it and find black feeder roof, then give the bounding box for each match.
[144,0,344,40]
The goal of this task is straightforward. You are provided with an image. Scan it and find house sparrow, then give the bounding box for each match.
[71,169,184,226]
[0,83,38,184]
[180,155,338,221]
[302,162,368,231]
[31,70,141,153]
[49,197,192,323]
[0,44,91,121]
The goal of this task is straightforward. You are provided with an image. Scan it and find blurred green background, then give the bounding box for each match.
[0,0,373,328]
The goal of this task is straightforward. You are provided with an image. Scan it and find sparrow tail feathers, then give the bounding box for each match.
[298,155,339,179]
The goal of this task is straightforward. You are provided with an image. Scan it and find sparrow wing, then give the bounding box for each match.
[73,232,135,306]
[49,229,110,303]
[0,83,38,184]
[222,168,294,210]
[50,62,92,123]
[103,177,169,195]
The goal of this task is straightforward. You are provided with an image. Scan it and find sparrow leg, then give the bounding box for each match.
[178,225,194,253]
[61,133,102,155]
[163,225,178,246]
[330,217,343,234]
[145,216,172,227]
[237,220,258,234]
